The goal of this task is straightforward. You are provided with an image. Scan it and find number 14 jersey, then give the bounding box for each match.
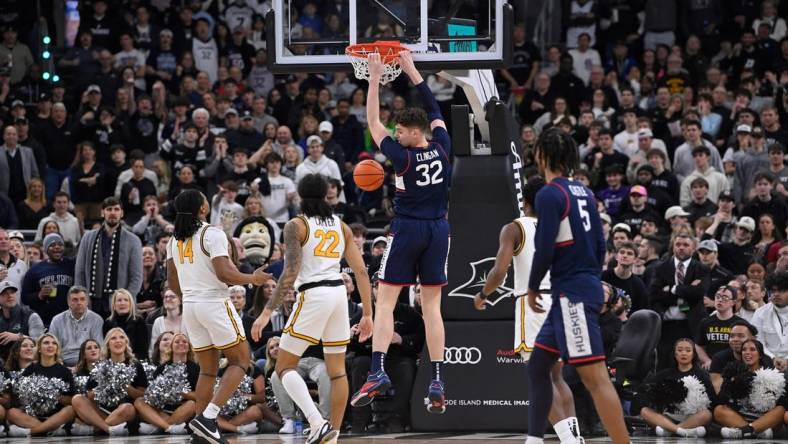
[167,224,230,303]
[295,215,346,289]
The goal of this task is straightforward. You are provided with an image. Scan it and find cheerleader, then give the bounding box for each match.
[71,327,149,436]
[149,331,174,366]
[6,334,75,437]
[639,338,714,437]
[714,339,786,439]
[73,339,102,393]
[5,337,36,375]
[134,332,199,434]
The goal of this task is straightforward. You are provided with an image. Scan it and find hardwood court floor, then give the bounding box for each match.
[2,434,786,443]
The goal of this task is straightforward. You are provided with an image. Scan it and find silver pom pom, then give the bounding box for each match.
[141,361,158,382]
[13,375,69,417]
[676,375,711,416]
[73,375,90,394]
[91,360,137,409]
[0,372,7,393]
[748,367,786,413]
[143,362,191,410]
[217,375,253,416]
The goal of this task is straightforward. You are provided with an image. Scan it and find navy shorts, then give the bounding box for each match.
[378,217,450,287]
[534,287,606,366]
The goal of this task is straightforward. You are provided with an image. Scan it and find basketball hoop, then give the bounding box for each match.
[346,41,409,85]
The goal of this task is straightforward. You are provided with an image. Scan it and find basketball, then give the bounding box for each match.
[353,159,385,191]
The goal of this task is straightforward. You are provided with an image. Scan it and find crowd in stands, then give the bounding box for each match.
[0,0,788,438]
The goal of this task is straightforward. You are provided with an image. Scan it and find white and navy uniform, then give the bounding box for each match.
[513,216,552,360]
[280,215,351,355]
[167,224,245,351]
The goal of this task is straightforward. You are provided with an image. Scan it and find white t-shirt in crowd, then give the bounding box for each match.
[263,174,296,223]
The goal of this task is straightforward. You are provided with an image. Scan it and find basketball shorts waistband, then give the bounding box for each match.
[297,279,344,292]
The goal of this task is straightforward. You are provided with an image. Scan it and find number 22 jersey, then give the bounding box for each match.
[295,215,346,289]
[380,127,452,220]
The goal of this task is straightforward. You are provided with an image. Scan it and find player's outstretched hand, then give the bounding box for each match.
[357,315,374,343]
[251,309,272,342]
[368,53,384,82]
[527,289,545,314]
[251,267,272,286]
[473,292,487,311]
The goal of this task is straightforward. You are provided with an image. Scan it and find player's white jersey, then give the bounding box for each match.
[294,215,345,289]
[512,216,551,294]
[167,224,230,303]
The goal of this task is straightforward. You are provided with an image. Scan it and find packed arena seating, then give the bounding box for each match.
[1,0,788,438]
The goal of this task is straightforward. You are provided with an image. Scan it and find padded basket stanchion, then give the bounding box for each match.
[346,41,409,84]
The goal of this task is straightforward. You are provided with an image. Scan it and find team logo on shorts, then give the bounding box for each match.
[444,347,482,365]
[448,257,514,306]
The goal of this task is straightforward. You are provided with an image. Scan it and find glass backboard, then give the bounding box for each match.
[266,0,512,73]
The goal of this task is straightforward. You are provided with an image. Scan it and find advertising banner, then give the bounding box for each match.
[410,320,529,432]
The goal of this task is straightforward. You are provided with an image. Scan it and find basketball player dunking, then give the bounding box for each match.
[251,174,374,444]
[526,128,631,444]
[166,190,270,444]
[351,52,452,413]
[474,177,584,444]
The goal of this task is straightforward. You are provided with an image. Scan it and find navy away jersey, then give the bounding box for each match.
[380,127,452,220]
[528,177,606,293]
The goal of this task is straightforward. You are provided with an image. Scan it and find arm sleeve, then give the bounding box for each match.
[432,126,452,158]
[127,236,144,295]
[132,215,150,235]
[27,313,44,340]
[416,81,443,121]
[528,187,564,291]
[75,238,88,288]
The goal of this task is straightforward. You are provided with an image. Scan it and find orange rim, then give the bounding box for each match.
[345,41,409,64]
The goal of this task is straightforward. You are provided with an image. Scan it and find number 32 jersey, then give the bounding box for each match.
[167,224,230,303]
[380,127,452,220]
[295,215,346,289]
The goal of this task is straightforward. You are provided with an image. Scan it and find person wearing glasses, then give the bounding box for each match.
[694,285,743,370]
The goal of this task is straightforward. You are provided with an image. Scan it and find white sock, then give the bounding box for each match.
[525,436,544,444]
[554,417,580,443]
[281,370,323,430]
[203,403,221,419]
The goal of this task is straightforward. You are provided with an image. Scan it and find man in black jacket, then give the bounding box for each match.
[348,279,424,434]
[649,233,710,369]
[697,239,734,299]
[704,216,755,276]
[0,280,44,358]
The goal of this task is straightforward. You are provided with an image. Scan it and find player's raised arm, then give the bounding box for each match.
[399,51,447,132]
[251,217,306,341]
[475,223,521,310]
[342,222,374,341]
[366,53,392,148]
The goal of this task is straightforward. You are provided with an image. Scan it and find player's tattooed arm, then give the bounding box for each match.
[265,220,303,313]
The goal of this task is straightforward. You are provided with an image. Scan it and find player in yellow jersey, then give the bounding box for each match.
[166,189,270,444]
[252,174,373,444]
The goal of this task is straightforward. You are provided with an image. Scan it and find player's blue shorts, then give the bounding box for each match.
[378,217,450,287]
[534,286,606,366]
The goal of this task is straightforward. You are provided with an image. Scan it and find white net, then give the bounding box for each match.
[347,45,405,85]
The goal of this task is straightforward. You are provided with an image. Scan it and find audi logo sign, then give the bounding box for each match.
[443,347,482,364]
